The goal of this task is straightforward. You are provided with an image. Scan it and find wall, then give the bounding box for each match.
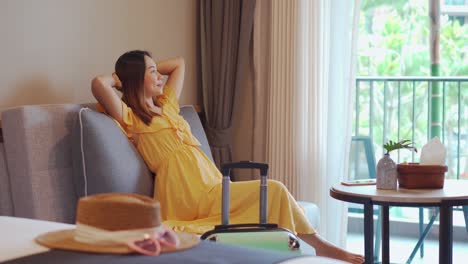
[0,0,199,113]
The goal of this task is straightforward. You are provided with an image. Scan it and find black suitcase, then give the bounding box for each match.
[200,161,301,253]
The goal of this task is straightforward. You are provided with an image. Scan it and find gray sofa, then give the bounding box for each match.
[0,104,319,229]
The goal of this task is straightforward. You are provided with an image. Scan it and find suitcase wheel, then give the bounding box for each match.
[288,235,300,250]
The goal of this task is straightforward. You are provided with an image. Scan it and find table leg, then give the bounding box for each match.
[381,205,389,264]
[439,204,453,264]
[364,202,374,264]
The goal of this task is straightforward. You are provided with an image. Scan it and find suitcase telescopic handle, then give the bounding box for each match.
[220,161,269,225]
[221,161,269,176]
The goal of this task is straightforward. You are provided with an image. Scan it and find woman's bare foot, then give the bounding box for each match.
[298,233,364,264]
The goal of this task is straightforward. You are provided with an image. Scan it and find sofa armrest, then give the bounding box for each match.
[297,201,320,231]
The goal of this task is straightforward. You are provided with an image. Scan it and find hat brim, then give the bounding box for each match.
[36,229,200,254]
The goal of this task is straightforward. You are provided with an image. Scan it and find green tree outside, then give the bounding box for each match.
[354,0,468,220]
[356,0,468,179]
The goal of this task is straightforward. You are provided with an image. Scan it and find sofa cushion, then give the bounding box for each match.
[71,108,153,198]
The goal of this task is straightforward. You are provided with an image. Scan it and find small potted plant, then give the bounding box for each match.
[377,139,417,190]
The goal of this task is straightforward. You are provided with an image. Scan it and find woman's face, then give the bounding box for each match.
[143,56,164,97]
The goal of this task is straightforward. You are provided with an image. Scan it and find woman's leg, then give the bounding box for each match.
[298,233,364,264]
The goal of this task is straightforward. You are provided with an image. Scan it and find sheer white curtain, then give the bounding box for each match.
[266,0,361,246]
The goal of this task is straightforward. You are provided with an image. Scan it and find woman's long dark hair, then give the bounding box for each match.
[115,50,154,125]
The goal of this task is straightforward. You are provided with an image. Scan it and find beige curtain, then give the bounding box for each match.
[254,0,361,245]
[252,0,271,164]
[200,0,256,168]
[254,0,302,194]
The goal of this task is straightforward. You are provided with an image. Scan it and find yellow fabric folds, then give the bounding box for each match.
[100,86,315,235]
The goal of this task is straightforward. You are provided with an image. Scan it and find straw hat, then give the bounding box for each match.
[36,193,199,254]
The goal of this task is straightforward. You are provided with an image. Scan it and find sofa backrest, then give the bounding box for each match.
[0,143,13,216]
[180,105,213,162]
[2,104,85,223]
[1,104,212,223]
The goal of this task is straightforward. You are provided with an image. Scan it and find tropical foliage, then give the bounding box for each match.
[355,0,468,179]
[358,0,468,77]
[383,139,417,155]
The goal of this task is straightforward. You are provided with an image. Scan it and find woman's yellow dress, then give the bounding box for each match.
[119,86,315,235]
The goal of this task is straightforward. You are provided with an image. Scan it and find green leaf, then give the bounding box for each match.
[383,139,417,154]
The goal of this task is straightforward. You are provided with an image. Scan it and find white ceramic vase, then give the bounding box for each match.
[376,153,398,190]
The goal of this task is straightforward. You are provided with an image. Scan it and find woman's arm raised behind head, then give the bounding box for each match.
[91,74,124,125]
[156,56,185,99]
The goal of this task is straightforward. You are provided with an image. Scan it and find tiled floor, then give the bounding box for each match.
[346,232,468,264]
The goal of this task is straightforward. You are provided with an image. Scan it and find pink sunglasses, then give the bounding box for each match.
[126,227,179,256]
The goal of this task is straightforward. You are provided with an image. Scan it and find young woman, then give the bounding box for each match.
[92,50,364,264]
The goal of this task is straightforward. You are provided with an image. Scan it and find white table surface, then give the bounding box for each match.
[0,216,74,262]
[0,216,344,264]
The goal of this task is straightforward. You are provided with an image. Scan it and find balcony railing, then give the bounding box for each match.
[354,76,468,180]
